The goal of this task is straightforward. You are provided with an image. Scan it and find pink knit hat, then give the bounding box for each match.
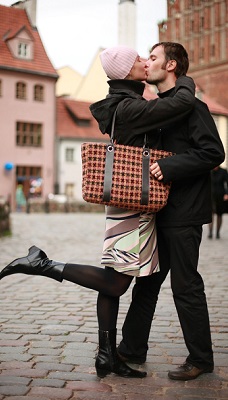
[100,46,138,79]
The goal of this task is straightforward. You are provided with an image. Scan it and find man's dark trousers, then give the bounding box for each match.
[118,225,214,370]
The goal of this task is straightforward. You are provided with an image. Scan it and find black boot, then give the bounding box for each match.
[0,245,65,282]
[95,329,147,378]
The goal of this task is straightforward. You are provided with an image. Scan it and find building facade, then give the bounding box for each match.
[158,0,228,167]
[0,1,58,210]
[158,0,228,108]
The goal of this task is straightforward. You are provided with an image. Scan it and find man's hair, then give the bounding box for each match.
[151,42,189,77]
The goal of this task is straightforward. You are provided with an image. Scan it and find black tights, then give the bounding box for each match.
[62,263,133,331]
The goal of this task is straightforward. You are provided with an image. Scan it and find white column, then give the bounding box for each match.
[118,0,136,49]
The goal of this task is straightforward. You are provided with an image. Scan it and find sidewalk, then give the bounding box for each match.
[0,212,228,400]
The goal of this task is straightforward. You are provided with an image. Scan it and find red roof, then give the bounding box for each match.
[56,97,108,140]
[200,92,228,116]
[0,5,57,77]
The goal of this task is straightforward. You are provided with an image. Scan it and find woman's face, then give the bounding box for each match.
[127,56,147,81]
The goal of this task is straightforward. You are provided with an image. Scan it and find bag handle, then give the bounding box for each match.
[103,105,150,206]
[102,109,117,202]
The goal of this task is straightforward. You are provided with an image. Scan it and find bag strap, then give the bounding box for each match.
[141,145,150,205]
[103,105,150,205]
[102,109,117,202]
[110,108,118,143]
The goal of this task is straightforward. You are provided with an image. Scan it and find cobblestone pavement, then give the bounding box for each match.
[0,212,228,400]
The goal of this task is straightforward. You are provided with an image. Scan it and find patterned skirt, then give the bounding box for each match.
[101,206,159,277]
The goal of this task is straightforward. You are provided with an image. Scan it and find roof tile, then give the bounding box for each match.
[56,97,108,140]
[0,5,57,77]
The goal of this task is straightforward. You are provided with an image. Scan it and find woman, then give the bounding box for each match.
[0,46,196,378]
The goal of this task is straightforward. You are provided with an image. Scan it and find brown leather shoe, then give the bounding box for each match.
[168,362,213,381]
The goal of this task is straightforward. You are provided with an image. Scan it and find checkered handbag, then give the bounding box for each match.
[81,110,173,213]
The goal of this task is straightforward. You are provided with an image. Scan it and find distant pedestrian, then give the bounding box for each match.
[15,184,26,212]
[208,166,228,239]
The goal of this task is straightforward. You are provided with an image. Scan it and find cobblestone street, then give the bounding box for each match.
[0,212,228,399]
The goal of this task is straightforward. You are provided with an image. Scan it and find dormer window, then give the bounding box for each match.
[18,42,28,57]
[17,41,32,59]
[6,27,34,60]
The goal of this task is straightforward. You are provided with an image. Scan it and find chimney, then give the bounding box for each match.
[118,0,136,49]
[12,0,37,27]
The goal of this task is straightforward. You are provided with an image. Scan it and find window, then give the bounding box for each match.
[159,21,167,32]
[65,183,74,198]
[210,44,215,57]
[66,148,74,162]
[16,122,42,147]
[34,85,44,102]
[200,16,204,30]
[17,165,42,179]
[18,42,28,58]
[189,49,194,63]
[199,47,204,60]
[16,82,26,100]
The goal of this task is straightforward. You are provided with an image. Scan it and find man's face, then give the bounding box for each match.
[145,45,168,85]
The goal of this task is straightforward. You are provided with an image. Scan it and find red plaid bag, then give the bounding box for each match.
[81,142,173,213]
[81,107,173,213]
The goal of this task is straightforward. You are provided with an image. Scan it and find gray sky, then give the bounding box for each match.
[0,0,167,74]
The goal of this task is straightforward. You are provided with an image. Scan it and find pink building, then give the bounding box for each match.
[0,1,58,210]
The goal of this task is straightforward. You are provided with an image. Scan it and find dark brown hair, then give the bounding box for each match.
[151,42,189,77]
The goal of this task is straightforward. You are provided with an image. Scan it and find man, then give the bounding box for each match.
[118,42,225,380]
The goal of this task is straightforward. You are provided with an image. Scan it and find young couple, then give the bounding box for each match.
[0,42,225,380]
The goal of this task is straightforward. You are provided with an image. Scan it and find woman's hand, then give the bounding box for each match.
[150,162,163,180]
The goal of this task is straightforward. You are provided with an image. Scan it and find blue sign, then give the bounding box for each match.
[4,162,14,171]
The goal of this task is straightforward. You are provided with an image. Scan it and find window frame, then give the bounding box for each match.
[34,84,44,102]
[16,82,27,100]
[16,121,42,147]
[65,148,75,162]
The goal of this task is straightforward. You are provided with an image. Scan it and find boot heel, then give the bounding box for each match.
[96,367,111,378]
[28,245,40,255]
[95,329,147,378]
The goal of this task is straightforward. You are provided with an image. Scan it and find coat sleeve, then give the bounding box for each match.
[157,102,225,182]
[121,76,196,134]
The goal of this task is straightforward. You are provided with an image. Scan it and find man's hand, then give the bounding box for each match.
[150,162,163,180]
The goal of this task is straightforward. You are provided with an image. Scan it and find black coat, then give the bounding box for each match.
[156,89,225,227]
[90,77,225,227]
[90,76,196,149]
